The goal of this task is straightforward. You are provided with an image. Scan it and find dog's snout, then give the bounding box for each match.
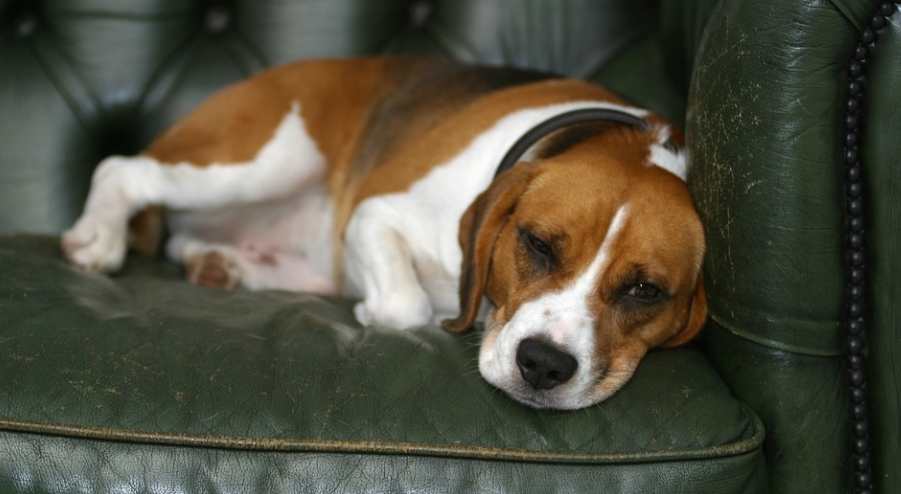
[516,338,578,390]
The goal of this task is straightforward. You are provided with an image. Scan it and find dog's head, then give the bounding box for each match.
[442,123,706,409]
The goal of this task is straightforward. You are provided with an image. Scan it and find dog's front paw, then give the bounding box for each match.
[353,302,375,327]
[353,293,433,329]
[61,215,127,273]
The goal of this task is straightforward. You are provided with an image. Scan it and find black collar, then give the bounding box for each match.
[494,107,651,179]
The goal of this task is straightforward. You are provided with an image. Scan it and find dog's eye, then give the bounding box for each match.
[626,283,662,301]
[519,228,555,271]
[525,232,551,258]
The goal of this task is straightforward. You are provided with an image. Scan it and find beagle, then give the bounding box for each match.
[62,57,706,410]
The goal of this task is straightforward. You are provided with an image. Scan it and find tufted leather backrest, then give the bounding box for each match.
[0,0,677,234]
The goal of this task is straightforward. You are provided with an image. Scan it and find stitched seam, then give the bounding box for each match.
[0,415,764,465]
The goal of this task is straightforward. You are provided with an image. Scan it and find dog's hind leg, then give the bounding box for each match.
[62,155,163,273]
[62,103,327,274]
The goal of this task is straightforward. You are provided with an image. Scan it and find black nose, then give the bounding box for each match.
[516,338,578,390]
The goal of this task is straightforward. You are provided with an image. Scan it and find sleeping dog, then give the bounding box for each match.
[62,57,706,410]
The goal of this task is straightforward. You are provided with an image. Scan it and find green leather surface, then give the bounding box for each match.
[830,0,880,30]
[705,323,851,493]
[0,235,766,492]
[0,42,98,235]
[390,0,657,76]
[589,34,687,126]
[861,14,901,492]
[0,430,768,494]
[687,0,856,357]
[659,0,720,96]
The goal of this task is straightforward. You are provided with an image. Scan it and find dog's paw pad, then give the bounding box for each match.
[61,217,127,273]
[188,250,241,289]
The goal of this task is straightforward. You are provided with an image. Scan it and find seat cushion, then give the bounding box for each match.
[0,235,766,493]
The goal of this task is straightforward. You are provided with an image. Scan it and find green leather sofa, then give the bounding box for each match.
[1,0,897,492]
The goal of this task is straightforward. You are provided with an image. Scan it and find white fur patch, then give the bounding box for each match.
[153,102,323,209]
[648,125,687,181]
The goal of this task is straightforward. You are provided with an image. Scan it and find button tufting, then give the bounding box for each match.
[205,6,231,33]
[15,13,38,37]
[409,0,432,27]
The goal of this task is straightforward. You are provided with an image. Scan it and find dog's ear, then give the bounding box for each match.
[441,165,535,333]
[662,274,707,347]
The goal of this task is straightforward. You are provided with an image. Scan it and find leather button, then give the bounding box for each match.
[409,1,432,27]
[15,14,38,37]
[205,6,231,33]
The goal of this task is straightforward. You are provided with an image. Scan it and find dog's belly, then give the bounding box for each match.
[165,185,336,293]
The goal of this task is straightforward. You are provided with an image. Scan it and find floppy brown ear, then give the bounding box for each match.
[441,165,535,333]
[661,274,707,347]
